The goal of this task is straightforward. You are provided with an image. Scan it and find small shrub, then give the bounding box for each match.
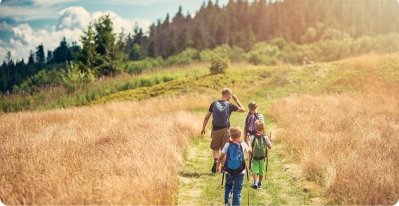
[209,56,229,74]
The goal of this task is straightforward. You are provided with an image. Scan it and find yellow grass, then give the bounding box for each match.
[0,94,209,204]
[268,67,399,204]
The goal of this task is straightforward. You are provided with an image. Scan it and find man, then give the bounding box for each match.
[201,88,245,173]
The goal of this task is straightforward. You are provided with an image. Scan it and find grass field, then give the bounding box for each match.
[0,95,208,204]
[1,53,399,204]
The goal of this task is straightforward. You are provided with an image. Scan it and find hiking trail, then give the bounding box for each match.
[176,133,315,205]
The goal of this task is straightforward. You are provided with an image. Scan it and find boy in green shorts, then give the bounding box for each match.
[249,120,271,189]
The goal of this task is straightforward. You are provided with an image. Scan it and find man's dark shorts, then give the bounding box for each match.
[210,128,229,150]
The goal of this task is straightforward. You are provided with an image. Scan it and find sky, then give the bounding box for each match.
[0,0,230,62]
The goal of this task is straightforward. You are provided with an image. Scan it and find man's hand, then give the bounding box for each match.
[232,94,238,102]
[201,129,206,136]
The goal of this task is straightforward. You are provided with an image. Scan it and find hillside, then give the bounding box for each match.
[95,53,399,204]
[1,53,398,204]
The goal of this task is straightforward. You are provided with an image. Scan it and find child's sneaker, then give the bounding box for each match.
[252,183,258,189]
[258,182,263,189]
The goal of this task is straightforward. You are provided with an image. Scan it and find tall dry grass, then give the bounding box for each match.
[0,94,208,204]
[268,91,399,204]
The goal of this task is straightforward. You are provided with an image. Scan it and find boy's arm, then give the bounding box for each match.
[246,142,252,154]
[246,134,252,153]
[216,153,226,172]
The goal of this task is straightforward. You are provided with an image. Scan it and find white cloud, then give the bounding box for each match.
[33,0,81,7]
[57,6,90,30]
[0,21,10,30]
[92,11,151,34]
[103,0,164,6]
[0,0,82,21]
[0,6,152,62]
[0,5,58,20]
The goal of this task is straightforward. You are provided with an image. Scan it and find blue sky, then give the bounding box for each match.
[0,0,229,62]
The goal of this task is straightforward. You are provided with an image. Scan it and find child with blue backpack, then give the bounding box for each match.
[249,120,272,189]
[217,127,251,206]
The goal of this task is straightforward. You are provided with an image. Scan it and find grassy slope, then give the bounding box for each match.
[93,53,399,204]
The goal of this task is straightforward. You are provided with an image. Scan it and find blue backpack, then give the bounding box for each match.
[224,141,246,175]
[212,101,229,127]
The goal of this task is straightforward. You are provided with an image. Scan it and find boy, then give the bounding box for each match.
[250,120,271,189]
[217,127,251,206]
[244,101,264,143]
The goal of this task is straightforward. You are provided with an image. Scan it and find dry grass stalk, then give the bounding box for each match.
[0,94,208,204]
[268,91,399,204]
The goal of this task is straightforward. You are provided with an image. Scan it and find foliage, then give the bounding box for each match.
[200,44,245,62]
[248,42,281,65]
[61,62,95,93]
[165,48,199,66]
[126,57,164,74]
[209,56,229,74]
[146,0,399,58]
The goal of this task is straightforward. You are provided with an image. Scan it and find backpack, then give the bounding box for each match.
[245,113,265,134]
[224,141,246,175]
[251,135,267,160]
[212,101,230,127]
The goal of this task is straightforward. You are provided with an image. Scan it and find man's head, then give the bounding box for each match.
[222,88,232,101]
[255,120,264,132]
[229,127,241,140]
[248,101,257,112]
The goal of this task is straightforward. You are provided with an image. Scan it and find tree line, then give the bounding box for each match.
[1,0,399,93]
[145,0,399,57]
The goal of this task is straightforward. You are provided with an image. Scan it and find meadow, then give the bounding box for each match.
[267,55,399,204]
[0,95,208,204]
[1,53,399,204]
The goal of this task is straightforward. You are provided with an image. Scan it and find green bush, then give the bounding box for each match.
[126,57,164,74]
[317,39,352,61]
[248,42,281,65]
[61,62,95,93]
[200,44,245,62]
[165,48,199,66]
[210,56,229,74]
[14,67,65,94]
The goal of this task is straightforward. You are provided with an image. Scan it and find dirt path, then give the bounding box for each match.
[176,135,312,205]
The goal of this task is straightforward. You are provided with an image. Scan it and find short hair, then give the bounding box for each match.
[222,88,232,96]
[248,101,257,110]
[255,120,264,131]
[229,127,241,139]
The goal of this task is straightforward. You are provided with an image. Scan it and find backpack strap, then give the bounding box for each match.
[238,141,246,168]
[251,135,255,150]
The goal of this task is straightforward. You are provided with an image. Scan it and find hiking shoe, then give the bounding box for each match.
[252,183,258,189]
[258,183,263,189]
[211,162,217,173]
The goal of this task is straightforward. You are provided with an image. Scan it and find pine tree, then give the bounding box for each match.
[35,44,45,64]
[94,14,119,76]
[80,24,97,71]
[53,37,72,63]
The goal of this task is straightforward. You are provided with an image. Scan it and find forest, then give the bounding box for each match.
[1,0,399,93]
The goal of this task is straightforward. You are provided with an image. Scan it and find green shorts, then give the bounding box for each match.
[251,159,265,176]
